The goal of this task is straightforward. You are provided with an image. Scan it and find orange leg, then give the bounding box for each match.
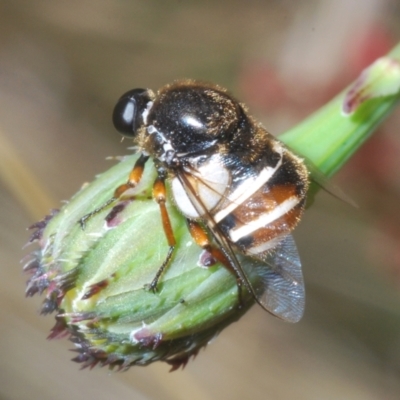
[79,154,149,228]
[113,153,149,198]
[147,173,176,291]
[187,220,244,308]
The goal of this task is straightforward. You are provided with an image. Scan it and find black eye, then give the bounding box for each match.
[112,88,153,137]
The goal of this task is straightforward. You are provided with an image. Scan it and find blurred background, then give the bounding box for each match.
[1,0,400,399]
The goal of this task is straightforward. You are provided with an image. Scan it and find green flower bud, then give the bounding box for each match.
[24,155,253,370]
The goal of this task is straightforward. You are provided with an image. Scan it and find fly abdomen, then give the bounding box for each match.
[215,149,308,256]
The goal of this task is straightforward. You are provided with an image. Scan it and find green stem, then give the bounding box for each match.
[280,42,400,177]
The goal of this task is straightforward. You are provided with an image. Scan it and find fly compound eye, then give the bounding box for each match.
[112,88,153,137]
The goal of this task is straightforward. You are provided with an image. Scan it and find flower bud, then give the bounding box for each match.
[24,154,252,371]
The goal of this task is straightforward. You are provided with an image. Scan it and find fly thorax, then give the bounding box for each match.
[146,124,177,165]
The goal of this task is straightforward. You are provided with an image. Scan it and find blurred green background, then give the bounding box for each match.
[2,1,400,399]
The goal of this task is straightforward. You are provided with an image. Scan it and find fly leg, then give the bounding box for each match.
[79,153,149,228]
[186,220,244,308]
[146,169,176,292]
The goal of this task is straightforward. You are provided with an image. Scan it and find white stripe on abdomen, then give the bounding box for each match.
[228,196,300,243]
[214,144,283,223]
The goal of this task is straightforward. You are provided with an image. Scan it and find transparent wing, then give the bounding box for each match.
[176,162,305,322]
[242,234,305,322]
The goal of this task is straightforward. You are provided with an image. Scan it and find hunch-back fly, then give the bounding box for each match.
[81,80,309,323]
